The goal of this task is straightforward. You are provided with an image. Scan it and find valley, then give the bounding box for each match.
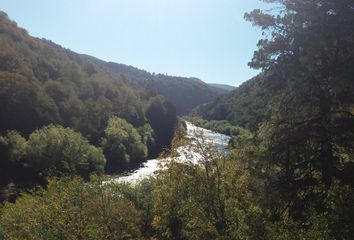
[117,122,230,184]
[0,1,353,239]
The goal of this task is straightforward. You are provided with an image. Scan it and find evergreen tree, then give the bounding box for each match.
[246,0,354,218]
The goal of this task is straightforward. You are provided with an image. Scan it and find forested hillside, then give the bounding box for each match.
[194,75,269,131]
[88,58,224,114]
[208,83,235,94]
[0,11,177,200]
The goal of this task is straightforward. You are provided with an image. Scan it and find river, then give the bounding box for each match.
[116,122,231,184]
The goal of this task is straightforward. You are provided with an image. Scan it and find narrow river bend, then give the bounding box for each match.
[117,122,231,184]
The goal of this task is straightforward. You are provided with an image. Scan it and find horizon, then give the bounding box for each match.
[0,0,271,86]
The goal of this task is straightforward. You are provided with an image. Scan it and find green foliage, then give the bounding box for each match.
[138,123,157,157]
[146,96,178,151]
[1,1,354,239]
[147,76,221,115]
[0,126,105,202]
[0,131,27,202]
[265,214,330,240]
[241,0,354,220]
[0,131,26,164]
[193,76,269,132]
[0,72,61,135]
[0,177,142,240]
[102,61,223,115]
[324,182,354,239]
[26,125,105,178]
[0,10,179,201]
[102,116,148,173]
[1,132,353,239]
[193,0,354,238]
[150,132,267,240]
[0,10,176,151]
[82,61,97,77]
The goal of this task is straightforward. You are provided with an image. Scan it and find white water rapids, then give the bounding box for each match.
[116,122,231,184]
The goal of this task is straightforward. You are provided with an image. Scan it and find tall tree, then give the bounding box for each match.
[102,116,148,173]
[146,97,178,152]
[246,0,354,216]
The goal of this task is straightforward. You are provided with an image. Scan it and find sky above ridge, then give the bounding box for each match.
[0,0,271,86]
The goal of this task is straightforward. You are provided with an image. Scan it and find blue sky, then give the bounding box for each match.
[0,0,270,86]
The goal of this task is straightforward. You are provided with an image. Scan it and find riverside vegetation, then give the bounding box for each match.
[1,0,354,239]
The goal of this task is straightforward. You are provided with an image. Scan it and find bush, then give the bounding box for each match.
[26,125,106,178]
[102,116,148,173]
[0,177,142,240]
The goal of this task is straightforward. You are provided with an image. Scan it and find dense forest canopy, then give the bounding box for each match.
[1,0,354,239]
[80,54,227,115]
[193,75,269,131]
[0,10,178,201]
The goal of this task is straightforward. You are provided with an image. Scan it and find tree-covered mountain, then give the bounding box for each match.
[147,75,221,114]
[194,75,270,131]
[84,56,224,115]
[0,10,178,200]
[0,10,178,146]
[208,83,235,94]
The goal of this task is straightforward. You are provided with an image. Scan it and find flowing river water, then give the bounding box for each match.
[116,122,231,184]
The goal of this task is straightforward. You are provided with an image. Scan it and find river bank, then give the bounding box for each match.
[112,122,231,184]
